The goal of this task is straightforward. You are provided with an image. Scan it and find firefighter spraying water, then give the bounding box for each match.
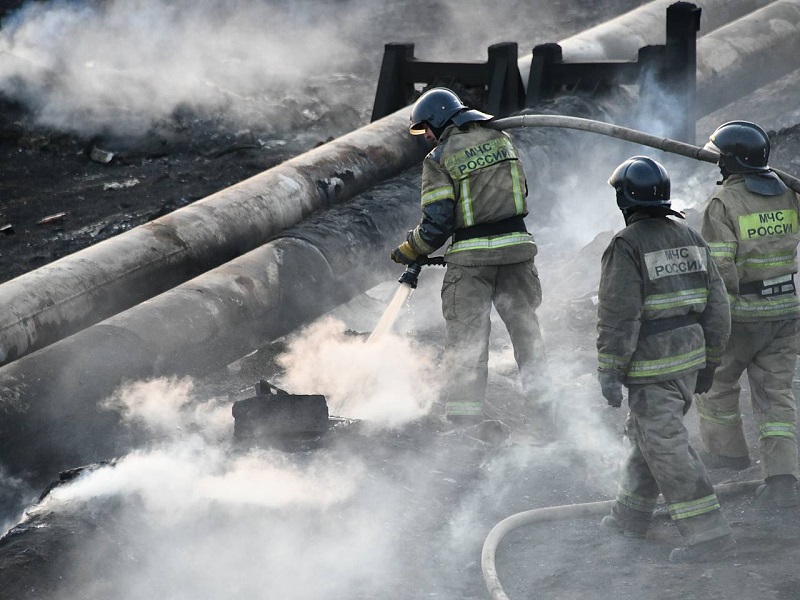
[390,87,549,426]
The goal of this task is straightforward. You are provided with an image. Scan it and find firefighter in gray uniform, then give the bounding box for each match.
[696,121,800,508]
[390,87,547,424]
[597,156,734,562]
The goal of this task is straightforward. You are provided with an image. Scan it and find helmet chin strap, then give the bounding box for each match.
[621,208,634,225]
[430,123,446,140]
[717,164,731,185]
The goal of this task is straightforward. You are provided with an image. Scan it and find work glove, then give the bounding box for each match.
[390,241,419,266]
[598,370,624,408]
[694,365,717,395]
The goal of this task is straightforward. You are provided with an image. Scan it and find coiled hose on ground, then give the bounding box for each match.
[488,115,800,194]
[481,479,762,600]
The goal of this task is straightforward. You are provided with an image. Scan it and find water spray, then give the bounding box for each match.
[368,256,446,342]
[489,115,800,194]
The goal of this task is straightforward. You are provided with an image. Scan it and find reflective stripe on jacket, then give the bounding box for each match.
[597,213,731,384]
[407,122,537,267]
[701,175,800,322]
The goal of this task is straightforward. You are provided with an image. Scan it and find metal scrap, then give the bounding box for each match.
[37,212,66,225]
[89,146,115,164]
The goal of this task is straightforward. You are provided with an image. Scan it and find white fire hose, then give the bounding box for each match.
[481,479,761,600]
[489,115,800,194]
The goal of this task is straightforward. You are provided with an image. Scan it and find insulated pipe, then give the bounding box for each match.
[696,0,800,116]
[488,114,800,192]
[0,108,427,367]
[518,0,774,77]
[0,0,784,368]
[481,480,762,600]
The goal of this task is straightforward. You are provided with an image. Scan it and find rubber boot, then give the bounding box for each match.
[601,503,650,539]
[669,534,736,563]
[697,449,751,471]
[755,474,800,508]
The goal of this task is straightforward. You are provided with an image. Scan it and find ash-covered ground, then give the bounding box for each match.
[2,1,800,599]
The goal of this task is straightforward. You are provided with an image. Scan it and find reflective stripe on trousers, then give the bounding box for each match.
[697,319,800,478]
[616,373,730,545]
[441,260,545,418]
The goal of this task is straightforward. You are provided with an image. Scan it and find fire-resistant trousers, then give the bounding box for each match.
[696,319,800,478]
[441,259,546,419]
[614,373,731,546]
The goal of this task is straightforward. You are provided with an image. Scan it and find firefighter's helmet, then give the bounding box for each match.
[608,156,671,211]
[409,87,492,136]
[704,121,770,174]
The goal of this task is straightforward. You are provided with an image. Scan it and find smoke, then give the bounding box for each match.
[0,0,365,137]
[0,0,628,140]
[101,376,232,441]
[44,438,362,516]
[276,315,441,427]
[19,377,395,600]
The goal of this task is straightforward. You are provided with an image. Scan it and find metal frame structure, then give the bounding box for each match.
[371,2,700,142]
[371,42,525,122]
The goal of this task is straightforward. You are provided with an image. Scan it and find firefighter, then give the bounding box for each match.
[597,156,734,562]
[390,87,547,424]
[696,121,800,508]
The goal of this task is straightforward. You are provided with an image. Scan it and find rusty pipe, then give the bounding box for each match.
[0,109,428,367]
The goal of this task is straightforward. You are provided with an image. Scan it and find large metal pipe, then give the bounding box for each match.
[696,0,800,116]
[518,0,773,74]
[0,0,777,368]
[0,109,426,367]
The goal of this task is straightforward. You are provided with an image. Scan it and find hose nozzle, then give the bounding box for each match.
[397,255,445,289]
[398,263,422,288]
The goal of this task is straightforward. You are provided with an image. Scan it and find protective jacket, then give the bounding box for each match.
[405,122,537,266]
[701,174,800,322]
[597,213,731,385]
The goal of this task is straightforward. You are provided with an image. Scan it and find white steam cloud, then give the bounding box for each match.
[102,376,231,441]
[276,315,441,427]
[0,0,358,136]
[44,437,362,516]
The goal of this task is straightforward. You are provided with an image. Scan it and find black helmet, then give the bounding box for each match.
[608,156,671,211]
[409,87,492,136]
[704,121,770,174]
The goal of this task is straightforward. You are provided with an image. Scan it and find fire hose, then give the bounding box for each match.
[488,115,800,194]
[481,479,761,600]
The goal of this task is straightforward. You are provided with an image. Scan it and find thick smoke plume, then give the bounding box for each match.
[0,0,568,139]
[0,0,359,136]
